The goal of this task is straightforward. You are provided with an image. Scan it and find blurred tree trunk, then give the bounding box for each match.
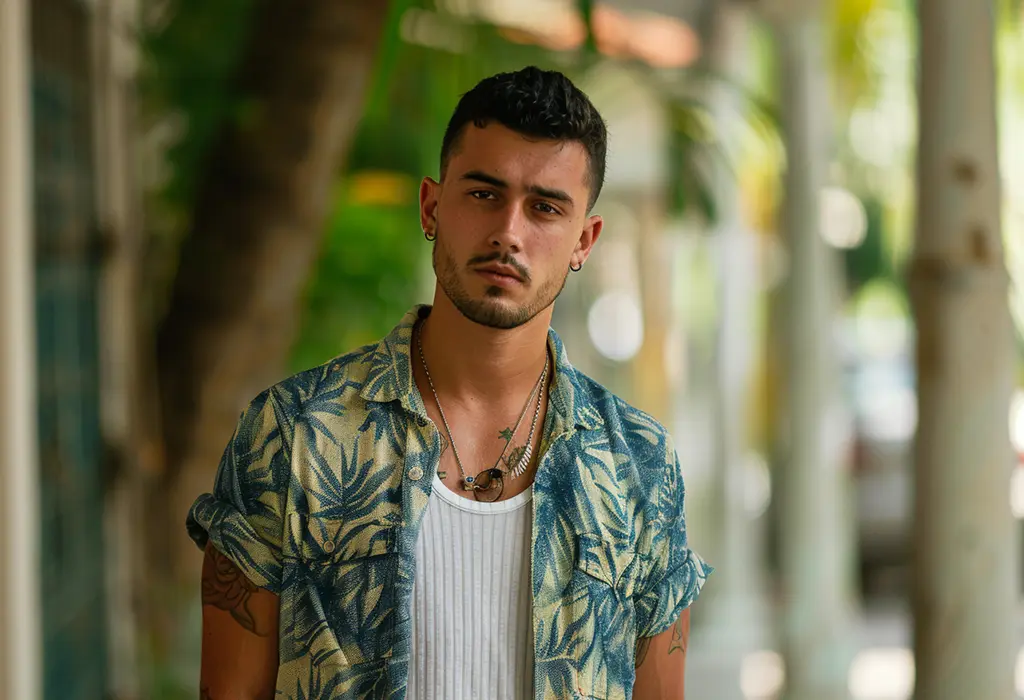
[910,2,1016,698]
[148,0,389,645]
[769,6,857,699]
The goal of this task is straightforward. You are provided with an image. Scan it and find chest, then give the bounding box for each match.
[280,419,652,699]
[430,392,551,503]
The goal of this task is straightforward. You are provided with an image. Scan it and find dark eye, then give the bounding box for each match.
[470,190,496,200]
[535,202,560,215]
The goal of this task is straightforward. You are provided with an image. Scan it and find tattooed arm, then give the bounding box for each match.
[632,607,690,699]
[199,541,279,699]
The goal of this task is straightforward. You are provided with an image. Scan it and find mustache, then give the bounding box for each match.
[467,252,531,283]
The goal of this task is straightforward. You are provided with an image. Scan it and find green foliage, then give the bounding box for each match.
[999,0,1024,29]
[842,194,893,293]
[664,71,780,225]
[666,99,719,223]
[998,0,1024,96]
[829,0,883,113]
[289,194,427,371]
[140,0,256,210]
[577,0,600,55]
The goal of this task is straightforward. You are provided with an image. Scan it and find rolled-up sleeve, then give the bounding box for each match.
[634,439,713,639]
[185,388,290,594]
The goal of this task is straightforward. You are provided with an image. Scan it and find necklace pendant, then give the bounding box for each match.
[516,443,532,477]
[461,475,476,491]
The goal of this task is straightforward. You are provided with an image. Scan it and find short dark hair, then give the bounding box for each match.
[440,66,608,211]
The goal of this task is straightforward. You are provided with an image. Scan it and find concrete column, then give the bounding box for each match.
[634,192,674,426]
[910,1,1017,698]
[92,0,144,696]
[0,0,41,698]
[772,9,856,700]
[697,4,770,697]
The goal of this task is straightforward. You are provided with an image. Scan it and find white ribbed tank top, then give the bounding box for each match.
[406,472,534,700]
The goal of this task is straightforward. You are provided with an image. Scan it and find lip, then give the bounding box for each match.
[475,265,523,286]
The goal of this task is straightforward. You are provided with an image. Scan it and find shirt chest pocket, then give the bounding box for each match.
[576,533,643,598]
[570,533,645,700]
[287,514,401,667]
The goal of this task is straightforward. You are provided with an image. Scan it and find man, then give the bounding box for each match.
[188,66,712,700]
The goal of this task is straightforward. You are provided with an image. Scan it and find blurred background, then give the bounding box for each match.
[1,0,1023,698]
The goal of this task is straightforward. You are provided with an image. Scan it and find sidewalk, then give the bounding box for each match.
[687,598,1024,700]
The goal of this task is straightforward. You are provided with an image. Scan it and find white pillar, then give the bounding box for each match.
[0,0,41,698]
[698,4,769,696]
[92,0,143,695]
[772,10,856,700]
[910,1,1017,698]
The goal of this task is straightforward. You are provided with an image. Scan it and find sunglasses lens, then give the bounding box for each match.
[473,469,504,502]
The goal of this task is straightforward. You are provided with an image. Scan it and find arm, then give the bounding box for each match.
[199,541,280,700]
[631,434,711,698]
[632,607,690,700]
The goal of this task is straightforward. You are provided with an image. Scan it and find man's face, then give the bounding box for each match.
[420,123,603,329]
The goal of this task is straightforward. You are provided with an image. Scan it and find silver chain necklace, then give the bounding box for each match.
[416,330,548,493]
[506,356,547,479]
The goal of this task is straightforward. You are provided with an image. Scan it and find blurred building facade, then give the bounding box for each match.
[1,0,142,698]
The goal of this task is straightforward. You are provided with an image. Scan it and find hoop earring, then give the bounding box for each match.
[424,229,436,242]
[569,260,583,272]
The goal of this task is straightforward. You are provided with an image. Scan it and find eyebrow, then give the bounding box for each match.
[460,170,576,208]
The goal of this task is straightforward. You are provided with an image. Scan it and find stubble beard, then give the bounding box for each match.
[432,230,568,330]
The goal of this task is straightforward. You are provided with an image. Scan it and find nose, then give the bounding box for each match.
[489,202,524,253]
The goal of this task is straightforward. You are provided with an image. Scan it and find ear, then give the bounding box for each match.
[420,177,440,236]
[570,214,604,268]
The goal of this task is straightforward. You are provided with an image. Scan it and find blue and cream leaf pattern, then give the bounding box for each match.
[187,305,712,699]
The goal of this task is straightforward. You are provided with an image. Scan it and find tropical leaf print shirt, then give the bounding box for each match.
[186,305,712,700]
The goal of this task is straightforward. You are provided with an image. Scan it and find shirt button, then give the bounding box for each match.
[408,466,424,481]
[322,540,335,554]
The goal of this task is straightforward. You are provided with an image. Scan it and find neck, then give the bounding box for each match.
[417,292,552,405]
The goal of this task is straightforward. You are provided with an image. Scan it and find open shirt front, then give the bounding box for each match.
[187,305,713,700]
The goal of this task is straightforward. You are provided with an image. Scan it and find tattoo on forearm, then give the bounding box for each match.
[635,636,652,668]
[202,544,268,637]
[668,613,689,655]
